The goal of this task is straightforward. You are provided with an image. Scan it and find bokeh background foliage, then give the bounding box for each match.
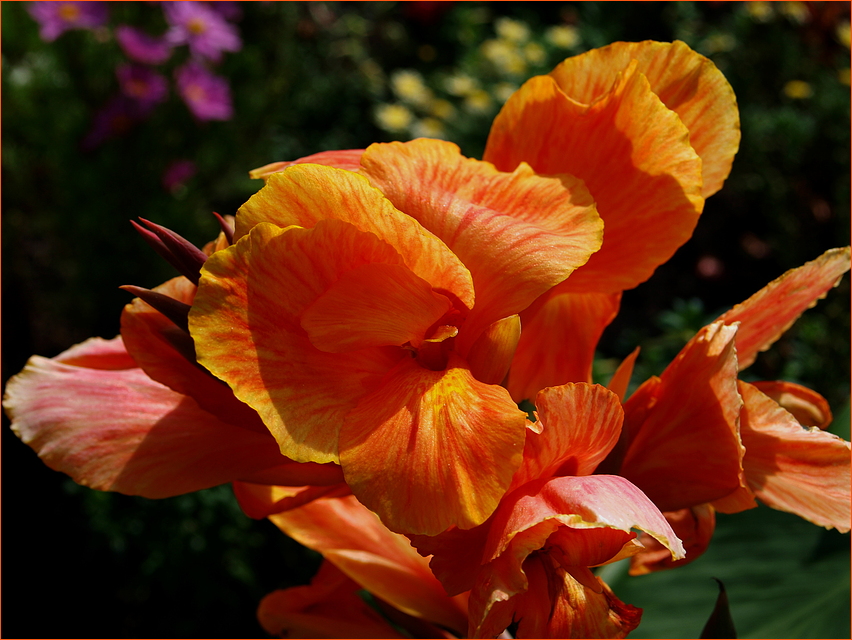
[2,2,849,638]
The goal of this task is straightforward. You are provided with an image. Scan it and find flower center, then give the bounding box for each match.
[58,3,81,22]
[187,17,207,35]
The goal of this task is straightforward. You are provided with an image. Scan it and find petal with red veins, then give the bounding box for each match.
[2,337,295,498]
[508,289,621,401]
[485,63,703,294]
[190,221,408,464]
[249,148,365,180]
[361,138,603,348]
[619,322,744,511]
[510,383,624,490]
[339,353,528,535]
[734,381,851,532]
[236,164,475,312]
[715,246,851,370]
[548,40,740,198]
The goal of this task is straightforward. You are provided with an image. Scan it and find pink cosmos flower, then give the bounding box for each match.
[115,25,173,65]
[163,1,242,63]
[27,1,108,42]
[162,160,198,194]
[116,63,169,109]
[175,62,234,121]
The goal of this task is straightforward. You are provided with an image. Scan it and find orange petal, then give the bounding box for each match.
[485,63,703,293]
[619,322,745,511]
[510,383,624,490]
[121,276,268,432]
[257,560,404,639]
[465,314,521,385]
[232,481,350,519]
[716,246,851,370]
[360,138,603,348]
[547,40,740,198]
[249,148,365,180]
[301,263,452,352]
[190,221,406,464]
[734,381,851,532]
[629,503,716,575]
[507,289,621,401]
[236,163,476,312]
[269,495,469,635]
[3,337,295,498]
[607,346,641,402]
[751,380,833,429]
[339,353,528,535]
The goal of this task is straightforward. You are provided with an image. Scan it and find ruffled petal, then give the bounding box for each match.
[715,246,851,370]
[507,289,621,401]
[257,560,404,639]
[629,503,716,575]
[3,337,296,498]
[485,62,703,293]
[547,40,740,198]
[619,322,745,511]
[751,380,833,429]
[268,495,469,635]
[339,353,528,535]
[249,148,365,180]
[734,381,851,532]
[510,383,624,490]
[360,138,603,348]
[236,163,475,312]
[190,221,405,464]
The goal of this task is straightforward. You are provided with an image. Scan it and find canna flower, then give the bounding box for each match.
[4,221,344,502]
[257,493,469,638]
[175,61,234,121]
[483,40,741,400]
[27,1,108,42]
[188,137,604,535]
[163,0,242,63]
[598,247,852,574]
[411,383,685,638]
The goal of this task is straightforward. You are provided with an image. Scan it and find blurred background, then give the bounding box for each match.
[2,2,849,637]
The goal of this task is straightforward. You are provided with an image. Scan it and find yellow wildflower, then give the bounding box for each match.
[783,80,813,99]
[375,103,414,132]
[545,25,580,50]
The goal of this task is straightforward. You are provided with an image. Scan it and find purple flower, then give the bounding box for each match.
[81,95,148,150]
[163,2,242,63]
[162,159,198,193]
[116,63,169,109]
[27,1,108,42]
[209,1,243,23]
[175,61,234,121]
[115,25,173,65]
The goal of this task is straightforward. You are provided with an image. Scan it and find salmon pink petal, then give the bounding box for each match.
[269,495,469,634]
[619,322,745,511]
[121,276,268,432]
[751,380,833,429]
[548,40,740,198]
[53,334,138,369]
[510,383,624,490]
[339,353,528,535]
[3,337,297,498]
[360,138,603,348]
[236,164,475,311]
[232,481,350,519]
[249,148,365,180]
[485,64,703,294]
[734,382,851,532]
[716,247,851,370]
[257,560,405,639]
[190,221,406,465]
[629,504,716,575]
[507,289,621,401]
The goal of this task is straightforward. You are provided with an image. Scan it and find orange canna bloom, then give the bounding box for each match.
[188,138,604,535]
[258,493,469,639]
[598,247,852,574]
[482,40,741,400]
[411,383,685,639]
